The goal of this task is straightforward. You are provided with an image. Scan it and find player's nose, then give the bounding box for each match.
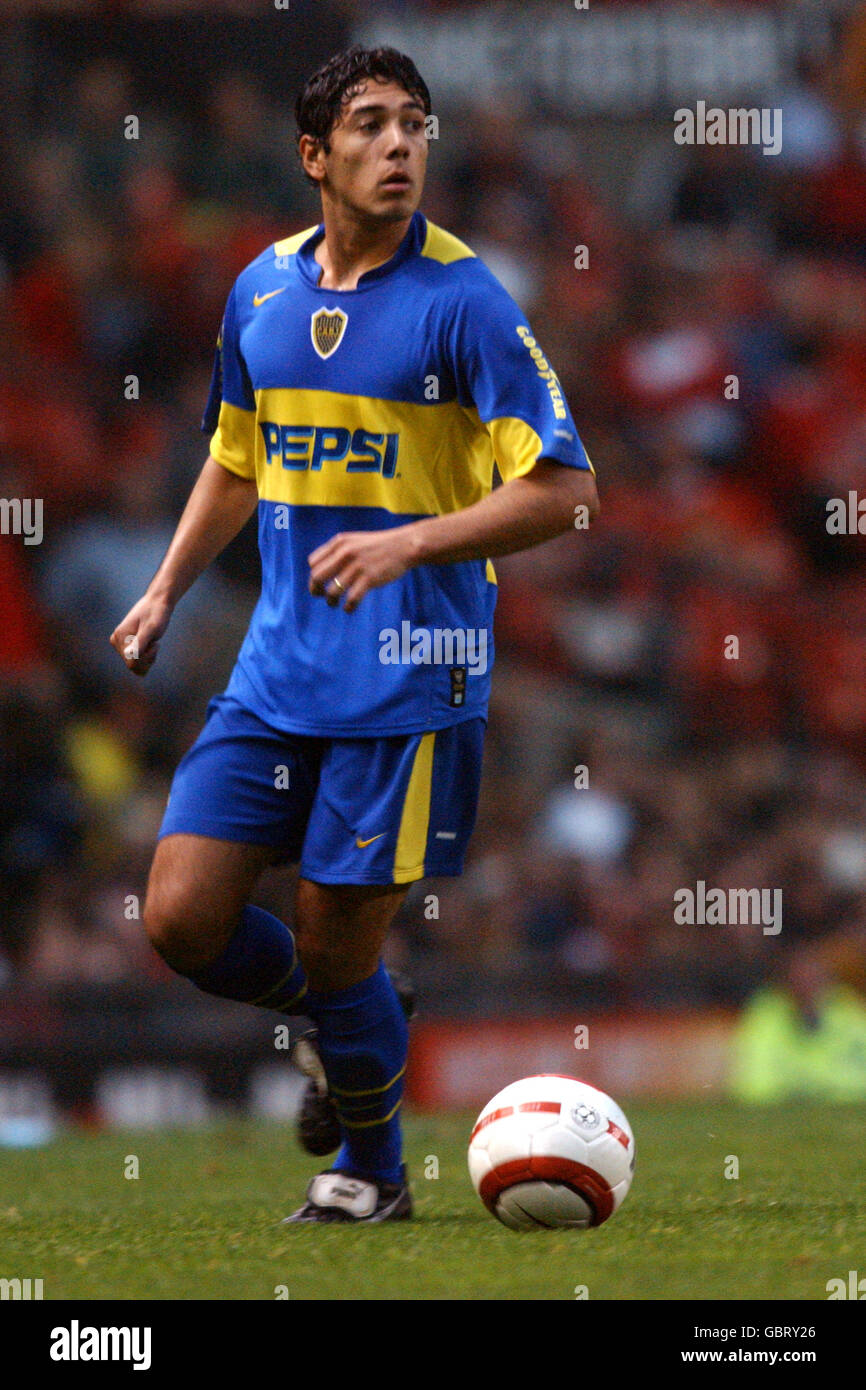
[383,119,411,154]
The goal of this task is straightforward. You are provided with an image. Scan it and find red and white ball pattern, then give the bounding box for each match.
[468,1075,635,1231]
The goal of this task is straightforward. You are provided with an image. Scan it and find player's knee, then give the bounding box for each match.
[142,889,223,976]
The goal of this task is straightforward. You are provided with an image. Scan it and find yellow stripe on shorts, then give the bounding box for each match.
[393,732,436,884]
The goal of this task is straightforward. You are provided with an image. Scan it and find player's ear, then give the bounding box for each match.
[298,133,327,183]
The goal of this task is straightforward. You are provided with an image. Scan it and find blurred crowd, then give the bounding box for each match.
[3,4,866,1016]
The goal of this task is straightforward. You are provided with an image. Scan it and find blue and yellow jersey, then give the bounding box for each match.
[204,211,593,736]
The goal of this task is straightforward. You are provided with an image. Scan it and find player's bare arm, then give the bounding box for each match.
[109,455,257,674]
[309,459,599,612]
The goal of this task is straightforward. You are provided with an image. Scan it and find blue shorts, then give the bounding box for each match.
[158,693,484,885]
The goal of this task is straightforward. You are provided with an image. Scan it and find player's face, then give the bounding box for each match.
[319,80,428,222]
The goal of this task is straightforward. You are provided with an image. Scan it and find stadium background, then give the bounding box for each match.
[2,0,866,1135]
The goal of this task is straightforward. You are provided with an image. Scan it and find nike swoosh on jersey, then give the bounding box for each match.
[253,288,287,307]
[356,834,386,848]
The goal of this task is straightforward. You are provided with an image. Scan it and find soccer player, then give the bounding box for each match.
[110,46,599,1223]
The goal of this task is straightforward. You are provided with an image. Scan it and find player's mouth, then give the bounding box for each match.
[380,173,413,192]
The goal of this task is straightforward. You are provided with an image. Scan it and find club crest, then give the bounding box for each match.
[311,307,348,359]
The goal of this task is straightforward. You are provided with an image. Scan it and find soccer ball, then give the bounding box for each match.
[467,1075,635,1231]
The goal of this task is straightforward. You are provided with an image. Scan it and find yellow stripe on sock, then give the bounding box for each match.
[249,964,299,1007]
[275,982,308,1013]
[338,1097,403,1129]
[330,1062,407,1098]
[248,942,301,1007]
[393,733,435,884]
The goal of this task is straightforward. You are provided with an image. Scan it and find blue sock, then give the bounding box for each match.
[304,962,408,1184]
[186,905,308,1013]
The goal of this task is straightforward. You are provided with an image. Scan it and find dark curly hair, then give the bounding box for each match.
[295,45,432,173]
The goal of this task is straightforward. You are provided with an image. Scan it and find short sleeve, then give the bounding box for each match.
[202,283,257,481]
[446,264,594,482]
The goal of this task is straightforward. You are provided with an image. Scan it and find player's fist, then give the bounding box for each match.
[110,594,173,676]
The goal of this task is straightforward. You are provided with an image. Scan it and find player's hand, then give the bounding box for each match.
[308,527,418,613]
[109,594,173,676]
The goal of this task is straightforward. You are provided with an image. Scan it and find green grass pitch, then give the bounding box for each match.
[1,1103,863,1301]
